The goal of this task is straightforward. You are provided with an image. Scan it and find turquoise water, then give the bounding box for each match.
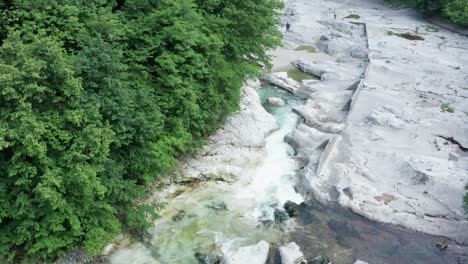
[257,85,305,127]
[109,86,306,264]
[107,86,461,264]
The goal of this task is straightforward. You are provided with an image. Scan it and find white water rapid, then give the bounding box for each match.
[109,86,305,264]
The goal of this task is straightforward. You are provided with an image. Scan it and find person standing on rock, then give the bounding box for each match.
[285,22,291,33]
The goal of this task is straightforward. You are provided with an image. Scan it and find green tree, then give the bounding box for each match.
[0,0,283,261]
[0,33,120,261]
[444,0,468,26]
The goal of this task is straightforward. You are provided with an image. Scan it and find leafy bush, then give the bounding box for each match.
[444,0,468,27]
[387,0,468,27]
[441,102,455,113]
[0,0,283,262]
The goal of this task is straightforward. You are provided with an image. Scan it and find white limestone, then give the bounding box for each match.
[280,0,468,243]
[222,241,270,264]
[267,97,286,106]
[279,242,307,264]
[157,80,278,188]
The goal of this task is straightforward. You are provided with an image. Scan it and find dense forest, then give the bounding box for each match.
[389,0,468,26]
[0,0,283,262]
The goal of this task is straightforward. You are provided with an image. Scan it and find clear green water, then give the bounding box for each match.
[109,86,305,264]
[107,86,460,264]
[257,85,305,126]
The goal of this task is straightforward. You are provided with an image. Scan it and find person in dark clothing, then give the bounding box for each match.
[285,22,291,33]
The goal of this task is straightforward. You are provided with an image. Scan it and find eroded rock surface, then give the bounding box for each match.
[279,242,306,264]
[280,0,468,244]
[222,241,270,264]
[157,80,277,189]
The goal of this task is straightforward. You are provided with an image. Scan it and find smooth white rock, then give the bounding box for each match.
[223,241,270,264]
[279,242,306,264]
[267,72,301,93]
[354,260,368,264]
[101,243,116,256]
[155,81,278,188]
[267,97,285,106]
[284,0,468,243]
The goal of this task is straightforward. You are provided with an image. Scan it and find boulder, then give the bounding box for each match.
[279,242,306,264]
[267,72,301,93]
[195,252,222,264]
[354,260,368,264]
[267,97,285,106]
[101,243,116,255]
[284,201,300,218]
[274,209,290,223]
[223,241,270,264]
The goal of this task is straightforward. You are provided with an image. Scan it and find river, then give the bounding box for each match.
[107,85,461,264]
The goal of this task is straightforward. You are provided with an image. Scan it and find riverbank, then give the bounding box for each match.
[274,0,468,244]
[91,0,468,262]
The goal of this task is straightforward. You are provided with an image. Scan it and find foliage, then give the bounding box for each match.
[387,0,468,27]
[287,68,318,81]
[444,0,468,27]
[0,0,283,262]
[441,102,455,113]
[294,45,316,53]
[344,14,361,19]
[465,184,468,213]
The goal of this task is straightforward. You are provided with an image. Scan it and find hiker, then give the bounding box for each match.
[285,22,291,33]
[334,12,337,20]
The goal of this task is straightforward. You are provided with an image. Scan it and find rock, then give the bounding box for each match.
[267,97,285,106]
[274,209,290,223]
[367,106,407,129]
[206,201,228,211]
[195,252,222,264]
[436,239,448,251]
[267,72,301,93]
[153,81,278,189]
[327,219,360,239]
[101,243,116,256]
[245,78,261,89]
[306,2,468,243]
[115,234,125,243]
[109,243,159,264]
[279,242,306,264]
[223,241,270,264]
[284,201,300,218]
[354,260,368,264]
[266,245,282,264]
[284,124,331,166]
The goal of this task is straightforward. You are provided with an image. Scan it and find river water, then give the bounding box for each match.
[108,86,462,264]
[109,86,306,263]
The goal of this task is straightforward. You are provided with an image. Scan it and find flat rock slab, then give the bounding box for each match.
[281,0,468,244]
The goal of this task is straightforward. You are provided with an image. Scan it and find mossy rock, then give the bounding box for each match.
[344,14,360,19]
[284,201,300,218]
[287,68,318,82]
[441,103,455,113]
[288,208,299,217]
[387,31,424,40]
[294,45,316,53]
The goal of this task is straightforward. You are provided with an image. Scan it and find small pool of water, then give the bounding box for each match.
[289,200,462,264]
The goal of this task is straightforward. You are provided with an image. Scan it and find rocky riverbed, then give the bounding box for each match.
[276,0,468,244]
[87,0,468,263]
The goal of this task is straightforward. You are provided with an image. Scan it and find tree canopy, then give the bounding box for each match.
[389,0,468,27]
[0,0,283,262]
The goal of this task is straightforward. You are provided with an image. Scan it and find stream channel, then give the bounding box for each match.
[108,85,460,264]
